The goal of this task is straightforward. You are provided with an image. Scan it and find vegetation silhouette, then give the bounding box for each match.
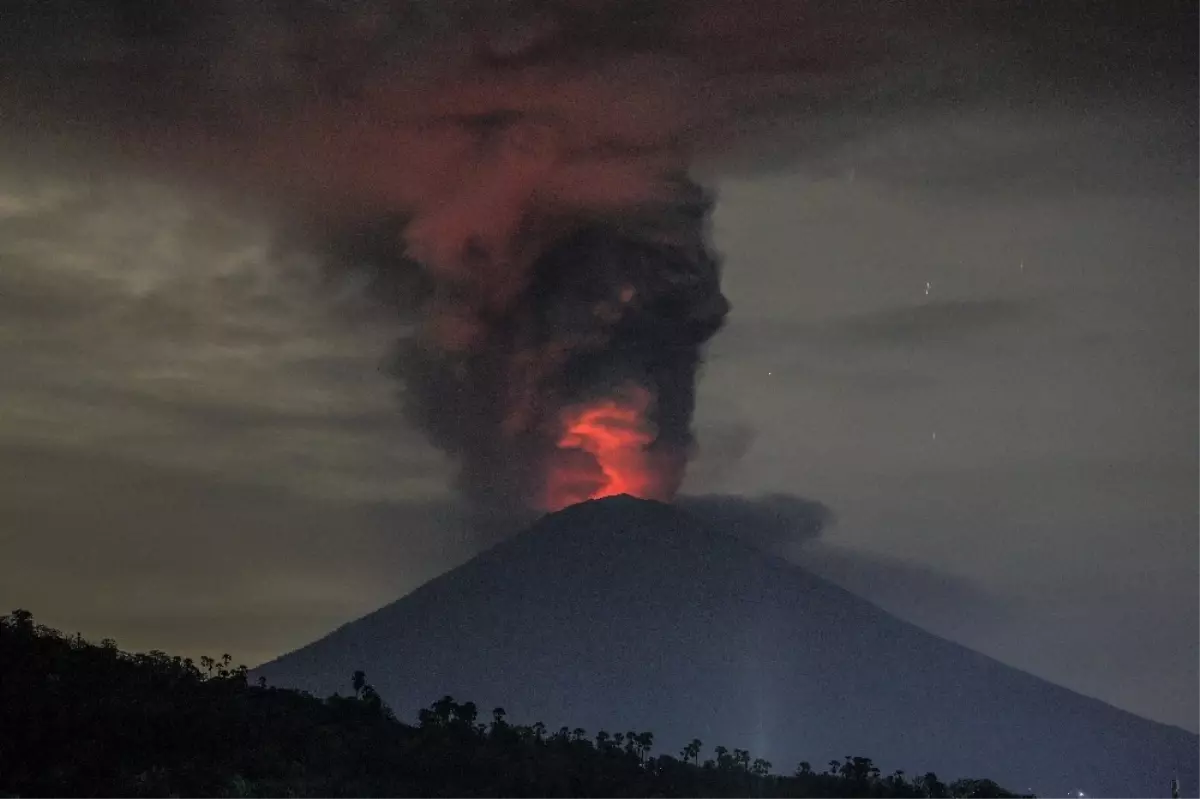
[0,610,1030,798]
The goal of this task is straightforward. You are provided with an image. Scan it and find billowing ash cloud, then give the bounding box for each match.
[227,2,941,516]
[396,181,728,517]
[8,0,974,518]
[68,0,964,223]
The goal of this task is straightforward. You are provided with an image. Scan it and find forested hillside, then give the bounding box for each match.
[0,610,1026,797]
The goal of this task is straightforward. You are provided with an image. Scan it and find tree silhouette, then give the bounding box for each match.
[0,610,1033,798]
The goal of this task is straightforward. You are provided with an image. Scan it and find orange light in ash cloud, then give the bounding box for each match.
[542,386,677,511]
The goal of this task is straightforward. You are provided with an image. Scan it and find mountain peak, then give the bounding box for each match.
[530,494,680,533]
[255,497,1199,798]
[520,494,738,551]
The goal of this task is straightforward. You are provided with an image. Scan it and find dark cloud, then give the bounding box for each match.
[0,0,1002,219]
[790,542,1025,636]
[676,487,1032,649]
[4,0,908,518]
[388,188,730,516]
[678,493,834,553]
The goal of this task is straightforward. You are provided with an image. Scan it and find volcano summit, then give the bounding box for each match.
[253,496,1198,798]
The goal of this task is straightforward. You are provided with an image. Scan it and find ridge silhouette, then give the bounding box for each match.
[255,496,1199,797]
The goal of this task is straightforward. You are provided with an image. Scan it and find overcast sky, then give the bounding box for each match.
[0,0,1195,732]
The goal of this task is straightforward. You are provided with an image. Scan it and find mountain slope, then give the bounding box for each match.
[254,496,1198,797]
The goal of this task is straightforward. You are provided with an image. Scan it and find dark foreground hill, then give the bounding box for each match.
[255,496,1198,798]
[1,609,1023,797]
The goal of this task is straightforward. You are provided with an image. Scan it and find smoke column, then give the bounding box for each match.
[189,0,946,520]
[11,0,973,518]
[397,177,728,516]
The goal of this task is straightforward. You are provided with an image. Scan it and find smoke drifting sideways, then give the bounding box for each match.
[9,0,973,522]
[677,493,834,555]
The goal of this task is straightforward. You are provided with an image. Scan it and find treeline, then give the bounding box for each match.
[0,610,1030,798]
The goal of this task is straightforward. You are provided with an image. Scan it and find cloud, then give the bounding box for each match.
[789,541,1025,633]
[0,441,477,666]
[2,0,1009,228]
[0,158,453,504]
[677,493,834,552]
[674,490,1025,638]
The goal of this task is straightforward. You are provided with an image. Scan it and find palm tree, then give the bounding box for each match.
[7,608,34,634]
[430,695,457,725]
[635,732,654,764]
[360,684,385,714]
[922,771,946,797]
[456,701,478,726]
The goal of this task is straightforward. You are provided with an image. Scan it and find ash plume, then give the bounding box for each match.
[4,0,983,518]
[396,180,728,517]
[178,0,879,518]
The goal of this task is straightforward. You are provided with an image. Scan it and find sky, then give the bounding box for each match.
[0,0,1196,732]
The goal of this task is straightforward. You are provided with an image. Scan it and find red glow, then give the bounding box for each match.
[542,386,675,511]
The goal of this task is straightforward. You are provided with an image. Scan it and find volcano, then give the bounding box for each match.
[253,496,1198,797]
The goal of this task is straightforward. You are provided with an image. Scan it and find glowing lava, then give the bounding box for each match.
[542,386,676,511]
